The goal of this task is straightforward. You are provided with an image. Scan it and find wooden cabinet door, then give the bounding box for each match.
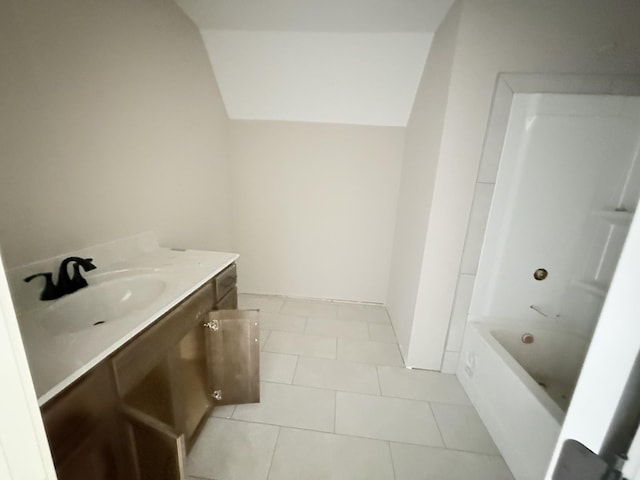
[41,362,136,480]
[51,416,133,480]
[205,309,260,406]
[174,323,212,450]
[122,405,186,480]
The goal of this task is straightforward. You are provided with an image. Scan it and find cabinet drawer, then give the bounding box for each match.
[214,263,236,303]
[112,282,214,397]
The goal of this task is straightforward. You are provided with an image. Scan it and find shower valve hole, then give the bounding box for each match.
[533,268,548,281]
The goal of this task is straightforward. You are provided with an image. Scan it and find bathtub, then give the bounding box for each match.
[457,322,589,480]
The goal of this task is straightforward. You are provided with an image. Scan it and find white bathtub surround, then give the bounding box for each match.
[471,93,640,338]
[453,79,640,480]
[186,293,514,480]
[491,327,589,412]
[444,77,640,375]
[8,233,238,404]
[458,323,563,480]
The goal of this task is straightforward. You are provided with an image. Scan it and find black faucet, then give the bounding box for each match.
[57,257,97,295]
[24,257,97,300]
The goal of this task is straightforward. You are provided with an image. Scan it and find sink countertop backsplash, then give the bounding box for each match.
[6,233,238,405]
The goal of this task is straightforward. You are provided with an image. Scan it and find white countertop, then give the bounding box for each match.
[10,234,238,405]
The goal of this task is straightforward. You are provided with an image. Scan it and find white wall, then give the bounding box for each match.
[0,0,231,269]
[177,0,454,33]
[229,120,405,303]
[177,0,455,127]
[393,0,640,370]
[387,2,462,363]
[199,31,432,126]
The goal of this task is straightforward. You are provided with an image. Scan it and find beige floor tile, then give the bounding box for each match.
[368,323,397,343]
[211,404,236,419]
[260,311,307,333]
[239,294,285,313]
[305,317,369,340]
[268,427,394,480]
[431,403,500,455]
[232,382,335,432]
[186,418,279,480]
[292,357,380,395]
[261,352,298,384]
[335,392,443,447]
[281,298,338,319]
[377,366,471,405]
[264,331,336,359]
[337,338,403,366]
[337,303,390,324]
[190,295,510,480]
[391,442,514,480]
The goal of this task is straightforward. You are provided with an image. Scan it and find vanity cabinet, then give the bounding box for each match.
[41,263,259,480]
[40,361,135,480]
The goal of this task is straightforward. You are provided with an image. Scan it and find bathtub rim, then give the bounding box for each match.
[469,321,577,425]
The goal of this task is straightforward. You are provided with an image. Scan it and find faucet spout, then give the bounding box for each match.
[57,257,96,295]
[24,272,59,300]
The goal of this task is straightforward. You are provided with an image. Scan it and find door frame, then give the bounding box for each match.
[0,250,57,480]
[546,186,640,478]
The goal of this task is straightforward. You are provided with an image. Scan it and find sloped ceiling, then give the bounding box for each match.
[177,0,454,126]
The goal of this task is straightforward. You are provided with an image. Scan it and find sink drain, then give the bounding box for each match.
[93,321,105,326]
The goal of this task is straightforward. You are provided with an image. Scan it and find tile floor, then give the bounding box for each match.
[186,295,514,480]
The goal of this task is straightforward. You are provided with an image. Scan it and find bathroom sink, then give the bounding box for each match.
[40,275,167,335]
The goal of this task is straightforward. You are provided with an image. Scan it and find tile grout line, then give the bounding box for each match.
[259,373,471,407]
[290,354,301,385]
[387,441,398,480]
[261,328,271,352]
[206,416,500,457]
[265,426,282,480]
[333,390,338,434]
[388,438,508,458]
[427,401,448,449]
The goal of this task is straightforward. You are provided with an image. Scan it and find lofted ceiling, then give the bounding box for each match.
[177,0,454,126]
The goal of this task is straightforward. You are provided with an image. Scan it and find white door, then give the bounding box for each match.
[546,199,640,478]
[0,251,57,480]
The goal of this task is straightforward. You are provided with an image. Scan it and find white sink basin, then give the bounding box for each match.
[40,275,167,335]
